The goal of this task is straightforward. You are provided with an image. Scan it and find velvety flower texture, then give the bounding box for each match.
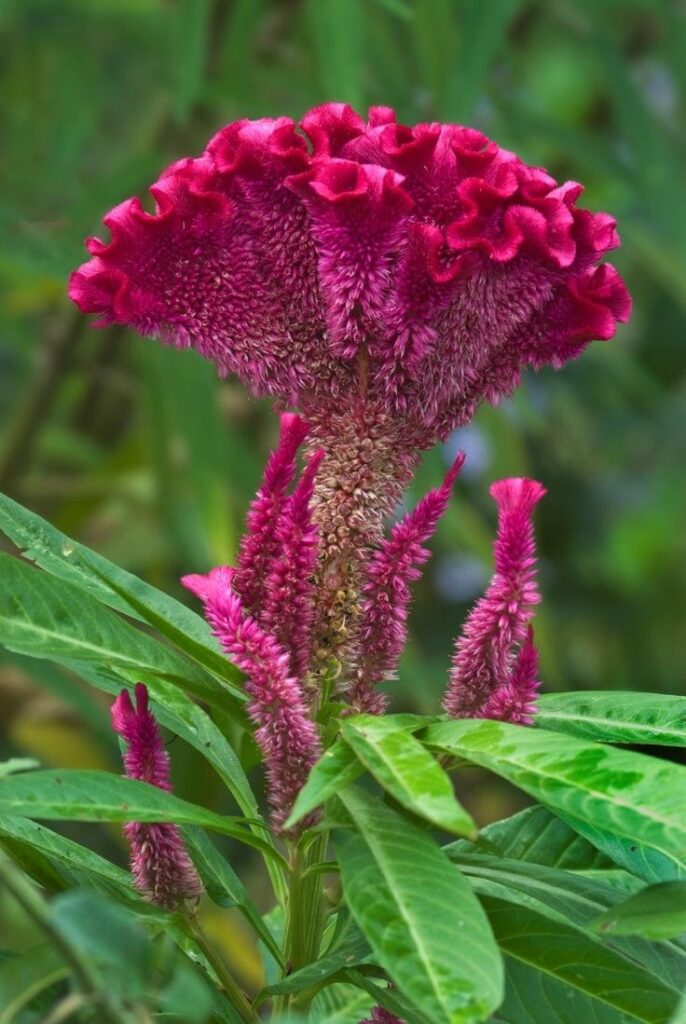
[443,477,545,721]
[69,102,631,444]
[111,683,203,908]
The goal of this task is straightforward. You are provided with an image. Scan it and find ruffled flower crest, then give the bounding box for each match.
[70,103,631,444]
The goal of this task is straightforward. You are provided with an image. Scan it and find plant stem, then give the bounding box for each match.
[0,857,131,1024]
[184,913,260,1024]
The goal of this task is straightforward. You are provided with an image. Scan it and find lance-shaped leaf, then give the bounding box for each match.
[424,720,686,877]
[0,769,283,865]
[0,490,242,692]
[536,692,686,746]
[341,714,476,837]
[593,882,686,941]
[285,740,363,829]
[336,785,503,1024]
[0,553,238,711]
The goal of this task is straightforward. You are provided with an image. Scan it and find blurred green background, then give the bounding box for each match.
[0,0,685,976]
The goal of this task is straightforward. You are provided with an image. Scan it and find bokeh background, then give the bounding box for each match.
[1,0,685,986]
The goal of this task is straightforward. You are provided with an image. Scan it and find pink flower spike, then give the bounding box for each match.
[360,1009,404,1024]
[443,477,545,719]
[262,448,324,681]
[233,413,309,614]
[182,570,321,830]
[351,452,465,713]
[111,684,203,909]
[482,625,541,724]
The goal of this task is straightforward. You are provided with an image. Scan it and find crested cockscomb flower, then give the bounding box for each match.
[181,567,321,829]
[233,412,310,615]
[69,103,631,446]
[443,477,545,719]
[111,683,203,908]
[350,451,465,714]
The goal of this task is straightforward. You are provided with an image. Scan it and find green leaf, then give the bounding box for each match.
[285,740,362,830]
[447,804,612,871]
[447,852,686,994]
[425,720,686,878]
[536,692,686,746]
[265,924,369,996]
[558,815,686,886]
[0,758,39,778]
[0,769,282,864]
[0,944,67,1024]
[309,983,375,1024]
[183,826,283,964]
[593,882,686,941]
[336,785,503,1024]
[341,715,476,837]
[669,990,686,1024]
[483,896,679,1024]
[0,491,243,697]
[0,552,235,711]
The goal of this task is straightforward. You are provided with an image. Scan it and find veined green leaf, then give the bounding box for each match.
[425,720,686,877]
[669,990,686,1024]
[593,882,686,941]
[0,769,282,864]
[265,924,368,996]
[0,491,243,696]
[558,815,686,885]
[0,944,67,1024]
[536,692,686,746]
[483,896,679,1024]
[0,553,235,711]
[447,804,612,871]
[285,740,362,830]
[341,715,476,837]
[0,758,39,778]
[336,785,503,1023]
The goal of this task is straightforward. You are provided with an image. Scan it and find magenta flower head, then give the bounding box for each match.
[69,103,631,445]
[443,477,545,721]
[111,683,203,908]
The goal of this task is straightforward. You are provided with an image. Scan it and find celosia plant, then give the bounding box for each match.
[1,105,685,1024]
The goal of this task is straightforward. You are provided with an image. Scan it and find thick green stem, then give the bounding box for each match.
[185,913,260,1024]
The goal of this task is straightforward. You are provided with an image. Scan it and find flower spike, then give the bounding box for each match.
[182,568,321,830]
[443,477,545,719]
[261,447,324,681]
[360,1008,404,1024]
[233,412,309,615]
[482,625,541,724]
[111,683,203,909]
[351,452,465,713]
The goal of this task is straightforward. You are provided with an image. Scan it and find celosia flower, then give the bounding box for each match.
[182,567,321,830]
[443,477,545,719]
[351,451,465,714]
[69,103,631,446]
[360,1008,404,1024]
[111,683,203,908]
[482,624,541,725]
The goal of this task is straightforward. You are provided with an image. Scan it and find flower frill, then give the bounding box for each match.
[111,683,203,909]
[69,103,631,445]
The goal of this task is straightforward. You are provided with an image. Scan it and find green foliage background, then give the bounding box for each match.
[0,0,684,935]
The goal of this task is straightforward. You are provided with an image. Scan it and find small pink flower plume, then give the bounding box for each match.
[182,567,321,830]
[261,447,324,681]
[233,412,310,614]
[360,1008,404,1024]
[482,625,541,725]
[443,477,545,720]
[351,452,465,714]
[70,104,631,446]
[111,683,203,908]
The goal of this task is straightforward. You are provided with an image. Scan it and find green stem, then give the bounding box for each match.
[184,913,260,1024]
[0,857,131,1024]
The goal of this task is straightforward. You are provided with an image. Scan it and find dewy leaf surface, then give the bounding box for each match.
[425,720,686,876]
[0,553,234,710]
[0,491,242,693]
[536,692,686,746]
[341,715,477,837]
[483,896,679,1024]
[0,769,280,862]
[336,785,503,1024]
